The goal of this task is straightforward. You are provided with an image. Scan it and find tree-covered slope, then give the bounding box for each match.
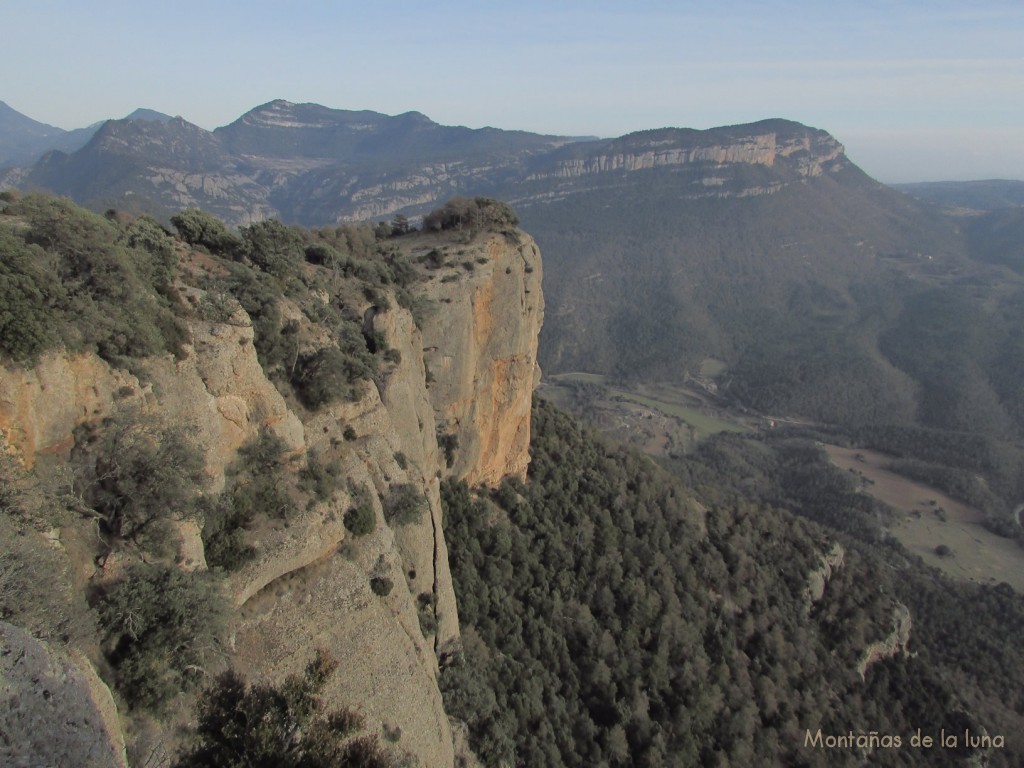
[441,399,1024,767]
[518,155,1024,446]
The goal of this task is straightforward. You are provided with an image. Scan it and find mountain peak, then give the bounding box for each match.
[123,108,174,123]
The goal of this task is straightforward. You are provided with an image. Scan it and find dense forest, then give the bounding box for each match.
[441,400,1024,767]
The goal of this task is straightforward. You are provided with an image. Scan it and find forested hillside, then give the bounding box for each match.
[441,400,1024,766]
[519,161,1024,442]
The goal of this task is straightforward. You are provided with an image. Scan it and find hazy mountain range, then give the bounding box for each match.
[4,97,1024,453]
[0,100,171,169]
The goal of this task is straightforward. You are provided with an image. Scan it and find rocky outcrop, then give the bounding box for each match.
[805,542,846,607]
[524,126,846,187]
[417,230,544,485]
[0,354,137,469]
[857,602,912,680]
[0,621,127,768]
[0,306,304,489]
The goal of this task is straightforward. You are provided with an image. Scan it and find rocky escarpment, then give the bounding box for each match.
[525,125,845,181]
[805,541,846,608]
[801,542,912,681]
[4,101,853,227]
[857,602,913,680]
[0,222,542,766]
[413,230,544,486]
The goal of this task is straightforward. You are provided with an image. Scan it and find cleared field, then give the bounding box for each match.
[698,357,728,378]
[614,390,747,441]
[827,445,1024,591]
[541,374,749,455]
[549,372,608,385]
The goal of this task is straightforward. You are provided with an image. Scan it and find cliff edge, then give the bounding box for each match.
[0,197,542,767]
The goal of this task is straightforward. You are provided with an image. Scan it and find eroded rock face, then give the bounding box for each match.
[0,354,136,469]
[232,554,455,768]
[419,230,544,486]
[138,310,305,489]
[805,542,846,607]
[0,621,127,768]
[0,309,304,490]
[857,602,913,680]
[524,125,846,185]
[0,224,543,768]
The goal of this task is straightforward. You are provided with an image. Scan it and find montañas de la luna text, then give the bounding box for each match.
[804,729,1005,750]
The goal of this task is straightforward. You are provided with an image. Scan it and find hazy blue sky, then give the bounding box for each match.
[4,0,1022,182]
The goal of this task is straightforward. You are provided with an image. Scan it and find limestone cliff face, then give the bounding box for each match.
[524,125,847,186]
[0,309,304,485]
[416,230,544,485]
[0,224,542,767]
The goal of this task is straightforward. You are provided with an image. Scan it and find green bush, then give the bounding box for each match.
[220,266,294,375]
[0,230,62,363]
[304,242,342,267]
[198,494,256,572]
[383,483,426,526]
[171,208,242,255]
[1,195,188,363]
[299,454,342,501]
[0,515,96,644]
[370,576,394,596]
[422,197,519,233]
[75,412,204,553]
[174,649,393,768]
[241,219,306,279]
[199,430,295,571]
[437,432,459,469]
[293,341,375,410]
[97,564,226,711]
[344,504,375,537]
[230,430,293,521]
[343,483,375,537]
[417,592,438,637]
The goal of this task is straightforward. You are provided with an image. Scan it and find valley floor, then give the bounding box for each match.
[827,445,1024,592]
[541,369,1024,595]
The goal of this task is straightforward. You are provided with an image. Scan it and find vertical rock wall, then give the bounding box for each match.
[0,224,544,767]
[419,230,544,485]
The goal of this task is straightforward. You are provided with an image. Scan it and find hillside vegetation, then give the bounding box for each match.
[442,400,1024,766]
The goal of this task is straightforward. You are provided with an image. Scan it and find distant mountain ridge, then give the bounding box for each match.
[0,100,851,226]
[5,99,1024,450]
[0,101,172,169]
[894,179,1024,211]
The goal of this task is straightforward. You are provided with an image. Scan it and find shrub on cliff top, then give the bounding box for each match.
[1,194,187,363]
[423,197,519,234]
[171,208,242,256]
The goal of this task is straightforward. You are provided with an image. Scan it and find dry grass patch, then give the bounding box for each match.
[827,445,1024,591]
